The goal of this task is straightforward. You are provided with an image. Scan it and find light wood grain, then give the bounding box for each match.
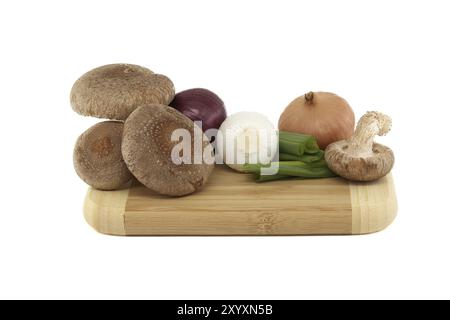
[83,165,397,236]
[84,187,129,235]
[350,173,398,234]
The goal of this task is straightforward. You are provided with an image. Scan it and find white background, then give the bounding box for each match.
[0,0,449,300]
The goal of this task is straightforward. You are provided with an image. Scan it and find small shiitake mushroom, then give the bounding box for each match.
[70,64,175,120]
[325,111,394,182]
[73,121,133,190]
[122,104,215,197]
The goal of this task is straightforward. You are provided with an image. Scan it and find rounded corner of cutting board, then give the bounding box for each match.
[83,187,129,236]
[350,173,398,235]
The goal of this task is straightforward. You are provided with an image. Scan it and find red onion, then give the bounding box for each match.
[170,88,227,133]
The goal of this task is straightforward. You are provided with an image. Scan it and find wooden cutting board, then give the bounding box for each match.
[83,165,397,236]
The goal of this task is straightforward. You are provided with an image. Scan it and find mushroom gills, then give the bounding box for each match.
[325,111,395,182]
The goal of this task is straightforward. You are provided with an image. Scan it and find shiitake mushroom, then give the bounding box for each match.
[325,111,394,181]
[122,104,215,197]
[70,64,175,120]
[73,121,133,190]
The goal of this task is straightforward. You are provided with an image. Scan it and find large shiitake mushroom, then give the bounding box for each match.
[73,121,133,190]
[122,104,215,197]
[70,64,175,120]
[325,111,394,182]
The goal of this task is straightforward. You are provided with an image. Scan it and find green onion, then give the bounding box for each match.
[242,131,335,182]
[279,139,305,156]
[279,150,324,162]
[279,131,320,155]
[243,161,336,182]
[275,165,336,178]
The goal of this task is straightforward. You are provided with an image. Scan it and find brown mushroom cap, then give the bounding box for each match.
[325,141,394,181]
[73,121,133,190]
[122,104,215,196]
[70,64,175,120]
[325,111,395,182]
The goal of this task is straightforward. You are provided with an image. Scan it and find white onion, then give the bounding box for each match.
[217,112,278,172]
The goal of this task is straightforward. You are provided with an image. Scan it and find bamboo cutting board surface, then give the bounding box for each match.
[84,165,397,236]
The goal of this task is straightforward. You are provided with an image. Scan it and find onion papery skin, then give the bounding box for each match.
[217,112,278,172]
[170,88,227,133]
[278,92,355,149]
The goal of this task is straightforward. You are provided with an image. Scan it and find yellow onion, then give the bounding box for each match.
[278,91,355,149]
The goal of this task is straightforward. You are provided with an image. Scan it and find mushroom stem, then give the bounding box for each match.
[304,91,314,104]
[348,111,392,156]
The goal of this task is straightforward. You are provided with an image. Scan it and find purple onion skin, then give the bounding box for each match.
[170,88,227,133]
